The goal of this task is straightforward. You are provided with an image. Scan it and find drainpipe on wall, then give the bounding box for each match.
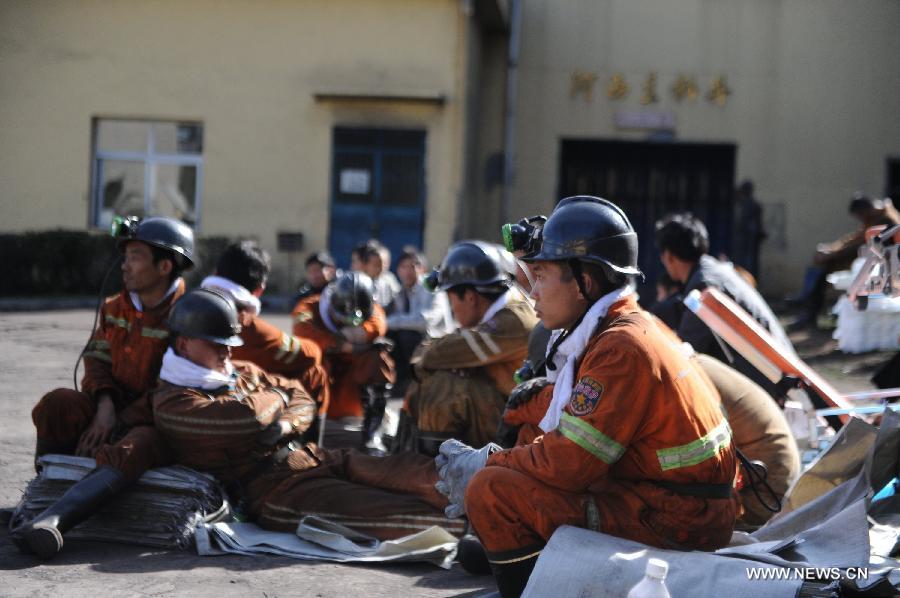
[500,0,522,226]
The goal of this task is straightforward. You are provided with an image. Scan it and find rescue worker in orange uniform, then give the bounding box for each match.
[436,197,739,597]
[151,289,464,540]
[201,241,329,442]
[14,216,194,559]
[291,271,395,448]
[398,241,537,454]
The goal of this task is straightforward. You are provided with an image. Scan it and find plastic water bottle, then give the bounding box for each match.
[627,558,671,598]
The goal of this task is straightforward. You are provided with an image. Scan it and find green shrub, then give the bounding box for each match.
[0,230,233,296]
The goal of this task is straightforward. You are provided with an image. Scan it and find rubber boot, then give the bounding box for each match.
[457,534,492,575]
[34,438,77,473]
[489,554,539,598]
[11,465,127,559]
[362,384,390,455]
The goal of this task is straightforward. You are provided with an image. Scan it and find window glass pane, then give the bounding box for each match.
[153,122,203,154]
[334,128,378,148]
[150,164,198,225]
[381,153,422,206]
[334,152,375,204]
[96,120,149,153]
[380,130,424,151]
[96,160,145,229]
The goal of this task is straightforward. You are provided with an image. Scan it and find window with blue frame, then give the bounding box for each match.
[90,119,203,229]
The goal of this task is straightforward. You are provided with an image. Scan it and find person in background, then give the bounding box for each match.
[291,271,395,450]
[350,244,367,273]
[362,239,401,309]
[398,241,537,454]
[692,353,800,529]
[202,241,330,442]
[296,251,337,302]
[790,193,900,328]
[732,179,766,279]
[654,212,794,399]
[648,271,684,331]
[386,247,454,394]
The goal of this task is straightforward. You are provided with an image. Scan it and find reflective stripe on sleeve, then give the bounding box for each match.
[656,419,732,471]
[104,314,131,331]
[275,333,304,364]
[558,413,625,465]
[141,327,169,339]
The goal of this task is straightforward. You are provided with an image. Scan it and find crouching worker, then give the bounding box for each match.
[292,271,395,450]
[152,289,463,539]
[438,197,739,597]
[13,216,193,559]
[398,241,537,454]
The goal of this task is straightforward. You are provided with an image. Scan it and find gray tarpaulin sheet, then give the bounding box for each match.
[525,412,900,596]
[523,526,802,598]
[195,516,458,568]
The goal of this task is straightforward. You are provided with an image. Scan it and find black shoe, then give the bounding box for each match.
[457,534,492,575]
[489,554,539,598]
[12,465,127,559]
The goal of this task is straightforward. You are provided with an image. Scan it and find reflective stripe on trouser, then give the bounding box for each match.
[251,449,464,540]
[466,465,739,555]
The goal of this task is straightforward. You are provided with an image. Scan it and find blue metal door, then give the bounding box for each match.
[328,127,426,270]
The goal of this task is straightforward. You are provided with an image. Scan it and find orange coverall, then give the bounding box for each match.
[151,361,463,539]
[466,296,738,565]
[232,314,330,414]
[291,294,394,419]
[31,283,184,481]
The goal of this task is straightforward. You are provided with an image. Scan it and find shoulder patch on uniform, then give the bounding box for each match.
[569,377,604,416]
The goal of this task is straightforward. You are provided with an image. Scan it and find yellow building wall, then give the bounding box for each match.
[0,0,469,289]
[511,0,900,295]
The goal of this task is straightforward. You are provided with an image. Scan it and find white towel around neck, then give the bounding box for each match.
[130,277,182,313]
[201,275,262,316]
[159,347,236,391]
[539,285,633,432]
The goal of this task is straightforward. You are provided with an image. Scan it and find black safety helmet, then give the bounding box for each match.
[524,196,642,277]
[168,288,244,346]
[115,216,195,270]
[427,241,514,293]
[328,271,375,327]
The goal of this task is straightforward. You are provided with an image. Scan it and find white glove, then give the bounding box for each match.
[434,439,501,518]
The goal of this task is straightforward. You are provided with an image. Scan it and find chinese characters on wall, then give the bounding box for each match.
[570,71,731,106]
